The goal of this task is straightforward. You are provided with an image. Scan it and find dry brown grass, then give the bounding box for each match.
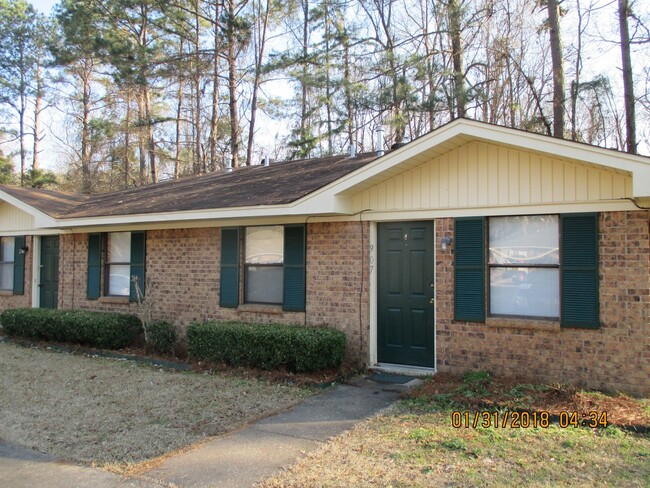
[260,373,650,487]
[0,341,311,467]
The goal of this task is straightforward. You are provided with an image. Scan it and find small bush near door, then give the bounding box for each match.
[187,321,346,372]
[145,320,177,355]
[0,308,142,350]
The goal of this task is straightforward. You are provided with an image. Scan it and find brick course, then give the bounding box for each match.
[435,211,650,396]
[306,222,370,364]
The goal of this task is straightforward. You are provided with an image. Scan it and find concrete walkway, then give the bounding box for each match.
[1,374,419,488]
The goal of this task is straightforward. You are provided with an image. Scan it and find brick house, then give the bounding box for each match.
[0,119,648,395]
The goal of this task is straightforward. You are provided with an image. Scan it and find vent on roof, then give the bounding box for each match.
[391,141,408,150]
[349,144,356,158]
[225,151,233,172]
[375,126,384,157]
[263,155,270,166]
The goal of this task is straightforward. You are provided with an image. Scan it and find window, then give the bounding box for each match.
[245,226,284,304]
[106,232,132,296]
[488,215,559,319]
[220,225,306,311]
[454,214,599,328]
[0,237,15,291]
[87,231,145,301]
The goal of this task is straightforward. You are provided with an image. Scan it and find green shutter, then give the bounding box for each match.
[283,224,306,312]
[561,213,599,328]
[220,228,240,308]
[454,217,486,322]
[130,231,146,302]
[13,235,25,295]
[87,234,102,300]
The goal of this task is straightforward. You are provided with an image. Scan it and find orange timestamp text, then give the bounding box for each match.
[451,410,608,429]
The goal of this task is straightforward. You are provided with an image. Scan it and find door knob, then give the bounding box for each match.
[429,298,435,304]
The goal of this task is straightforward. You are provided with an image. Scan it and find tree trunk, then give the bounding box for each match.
[175,43,184,179]
[246,0,270,166]
[32,60,43,172]
[570,0,587,142]
[618,0,636,154]
[209,0,220,171]
[227,0,240,168]
[343,30,354,148]
[19,45,27,186]
[324,5,333,155]
[80,60,92,193]
[137,88,147,185]
[299,0,309,148]
[144,84,157,183]
[547,0,565,138]
[124,89,131,189]
[448,0,465,119]
[194,0,204,173]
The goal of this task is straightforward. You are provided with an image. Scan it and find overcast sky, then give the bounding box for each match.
[29,0,58,14]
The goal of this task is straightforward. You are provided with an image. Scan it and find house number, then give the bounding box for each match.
[369,244,375,274]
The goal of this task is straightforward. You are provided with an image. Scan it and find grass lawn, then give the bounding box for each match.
[0,341,312,469]
[261,372,650,487]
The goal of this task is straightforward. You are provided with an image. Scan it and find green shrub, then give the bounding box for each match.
[145,320,177,355]
[187,321,346,372]
[0,308,142,350]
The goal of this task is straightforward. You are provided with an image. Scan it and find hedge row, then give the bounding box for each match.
[0,308,142,350]
[187,321,346,372]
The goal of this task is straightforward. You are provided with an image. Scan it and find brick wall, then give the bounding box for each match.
[435,211,650,396]
[56,224,370,363]
[307,222,370,364]
[59,229,305,325]
[0,235,33,310]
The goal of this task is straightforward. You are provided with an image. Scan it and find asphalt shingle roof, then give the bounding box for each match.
[0,152,379,220]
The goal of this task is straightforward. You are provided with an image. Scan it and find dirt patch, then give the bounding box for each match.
[0,341,312,467]
[407,372,650,428]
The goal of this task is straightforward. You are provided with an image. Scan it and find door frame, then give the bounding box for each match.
[31,236,41,308]
[369,220,437,372]
[31,234,61,309]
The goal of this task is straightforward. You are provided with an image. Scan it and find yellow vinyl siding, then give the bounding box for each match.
[0,202,36,232]
[352,141,632,213]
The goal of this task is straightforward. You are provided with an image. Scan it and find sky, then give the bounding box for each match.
[29,0,58,14]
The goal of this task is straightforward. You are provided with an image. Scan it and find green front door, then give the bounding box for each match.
[40,236,59,309]
[378,222,435,367]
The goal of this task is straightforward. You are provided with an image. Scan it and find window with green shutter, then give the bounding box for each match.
[221,224,306,311]
[283,224,306,312]
[454,214,600,328]
[220,227,240,308]
[130,232,146,301]
[87,234,102,299]
[488,216,560,319]
[12,236,25,295]
[454,217,486,322]
[560,213,599,328]
[0,236,26,295]
[87,231,146,301]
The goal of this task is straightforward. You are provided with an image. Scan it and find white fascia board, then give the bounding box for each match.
[45,196,354,229]
[316,119,650,199]
[0,190,59,228]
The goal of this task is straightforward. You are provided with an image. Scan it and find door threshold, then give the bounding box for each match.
[373,363,436,377]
